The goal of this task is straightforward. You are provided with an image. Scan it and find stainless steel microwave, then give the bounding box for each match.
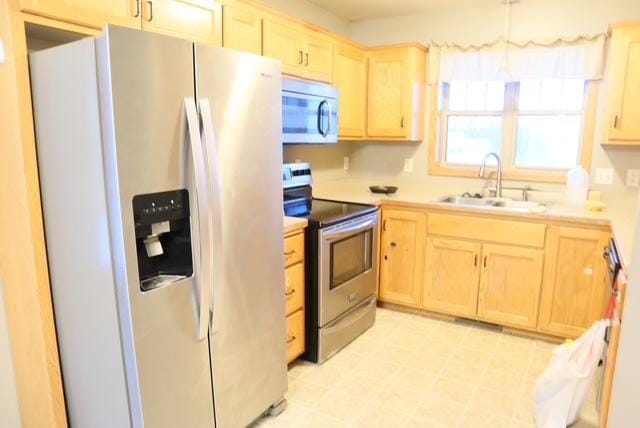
[282,78,338,144]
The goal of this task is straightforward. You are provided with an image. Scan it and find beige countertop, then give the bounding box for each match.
[283,216,308,235]
[312,178,638,269]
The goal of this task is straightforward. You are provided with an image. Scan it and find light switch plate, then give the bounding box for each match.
[404,158,414,173]
[594,168,614,185]
[627,169,640,187]
[343,156,349,171]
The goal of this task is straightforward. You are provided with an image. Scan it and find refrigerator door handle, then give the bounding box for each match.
[184,98,213,340]
[198,98,223,320]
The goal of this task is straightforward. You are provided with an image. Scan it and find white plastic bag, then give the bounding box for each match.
[533,319,609,428]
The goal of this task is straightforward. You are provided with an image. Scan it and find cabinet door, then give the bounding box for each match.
[422,238,481,317]
[141,0,222,45]
[222,2,262,54]
[302,31,333,83]
[262,19,304,77]
[539,227,610,338]
[367,48,407,138]
[608,26,640,143]
[477,244,544,329]
[379,209,426,307]
[333,42,367,138]
[19,0,140,28]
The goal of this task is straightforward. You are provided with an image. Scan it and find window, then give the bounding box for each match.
[431,78,596,182]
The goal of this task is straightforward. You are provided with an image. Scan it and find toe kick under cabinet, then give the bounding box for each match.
[378,207,611,339]
[284,230,305,363]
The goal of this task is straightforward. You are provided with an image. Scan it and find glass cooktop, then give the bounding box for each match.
[284,198,377,227]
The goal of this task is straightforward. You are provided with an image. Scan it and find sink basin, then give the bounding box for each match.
[435,195,548,213]
[437,196,499,207]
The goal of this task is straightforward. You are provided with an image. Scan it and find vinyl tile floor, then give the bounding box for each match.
[255,307,601,427]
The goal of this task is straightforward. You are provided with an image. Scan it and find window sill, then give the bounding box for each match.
[428,164,567,184]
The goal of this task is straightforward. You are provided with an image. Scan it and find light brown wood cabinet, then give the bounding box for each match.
[367,45,426,140]
[333,42,367,139]
[141,0,222,45]
[379,209,426,307]
[477,244,544,329]
[263,18,333,83]
[20,0,223,44]
[606,24,640,145]
[222,1,262,54]
[284,230,305,363]
[422,237,481,317]
[538,226,611,338]
[19,0,141,28]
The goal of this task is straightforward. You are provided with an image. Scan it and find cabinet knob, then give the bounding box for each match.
[390,241,397,247]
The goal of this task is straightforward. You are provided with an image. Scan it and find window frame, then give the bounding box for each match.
[428,80,599,183]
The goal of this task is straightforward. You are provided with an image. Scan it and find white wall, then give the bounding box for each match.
[343,0,640,201]
[0,280,21,428]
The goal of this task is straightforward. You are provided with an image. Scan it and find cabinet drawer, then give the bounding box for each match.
[286,309,305,363]
[285,262,304,315]
[284,232,304,267]
[427,213,546,248]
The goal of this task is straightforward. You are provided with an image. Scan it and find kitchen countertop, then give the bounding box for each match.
[312,178,638,270]
[284,216,308,235]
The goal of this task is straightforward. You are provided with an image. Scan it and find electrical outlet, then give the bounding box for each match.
[404,158,414,173]
[594,168,614,185]
[343,156,349,171]
[627,169,640,187]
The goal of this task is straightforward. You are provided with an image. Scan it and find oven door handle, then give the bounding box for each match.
[323,219,376,241]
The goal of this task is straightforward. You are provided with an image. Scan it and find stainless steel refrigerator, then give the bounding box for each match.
[29,25,287,428]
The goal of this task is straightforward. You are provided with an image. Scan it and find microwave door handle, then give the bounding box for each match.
[326,100,333,136]
[198,99,223,327]
[324,219,375,241]
[317,100,328,137]
[184,98,213,340]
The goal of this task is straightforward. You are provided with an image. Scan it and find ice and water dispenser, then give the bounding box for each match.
[133,189,194,291]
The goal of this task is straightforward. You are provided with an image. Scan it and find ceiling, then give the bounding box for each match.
[306,0,500,21]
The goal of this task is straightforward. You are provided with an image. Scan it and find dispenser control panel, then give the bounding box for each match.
[133,190,190,231]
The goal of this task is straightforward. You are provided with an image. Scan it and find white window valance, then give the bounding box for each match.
[428,34,608,84]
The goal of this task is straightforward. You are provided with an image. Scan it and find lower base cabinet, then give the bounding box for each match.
[379,209,426,307]
[378,207,611,339]
[538,226,611,338]
[284,230,306,363]
[477,244,544,329]
[422,237,481,317]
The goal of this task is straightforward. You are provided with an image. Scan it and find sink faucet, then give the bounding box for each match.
[479,152,503,198]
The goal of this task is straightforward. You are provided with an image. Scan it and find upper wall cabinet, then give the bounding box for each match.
[333,42,367,139]
[19,0,141,28]
[263,18,333,83]
[141,0,222,45]
[367,45,427,141]
[606,23,640,145]
[222,1,262,55]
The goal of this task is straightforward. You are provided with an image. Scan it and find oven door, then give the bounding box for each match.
[318,212,379,326]
[282,90,337,144]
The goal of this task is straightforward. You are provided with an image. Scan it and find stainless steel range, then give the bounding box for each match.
[283,163,379,363]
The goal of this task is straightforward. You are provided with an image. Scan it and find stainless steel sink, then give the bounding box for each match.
[435,195,548,213]
[437,196,499,207]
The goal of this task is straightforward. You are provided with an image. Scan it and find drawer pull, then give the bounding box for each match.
[284,249,295,256]
[285,288,295,297]
[287,335,296,344]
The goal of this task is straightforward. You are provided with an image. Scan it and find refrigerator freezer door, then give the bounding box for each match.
[98,27,214,427]
[195,46,287,428]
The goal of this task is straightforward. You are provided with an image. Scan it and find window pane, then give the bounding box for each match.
[449,82,467,111]
[539,79,563,110]
[446,116,502,165]
[519,79,540,110]
[486,82,505,111]
[561,79,585,111]
[466,81,486,110]
[515,115,582,169]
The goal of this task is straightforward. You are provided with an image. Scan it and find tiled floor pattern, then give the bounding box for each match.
[256,308,600,427]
